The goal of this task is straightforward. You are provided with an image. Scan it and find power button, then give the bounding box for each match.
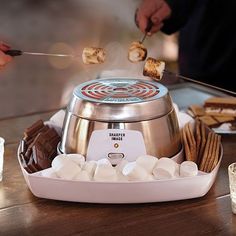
[108,153,124,160]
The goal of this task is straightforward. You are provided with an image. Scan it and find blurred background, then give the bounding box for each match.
[0,0,178,119]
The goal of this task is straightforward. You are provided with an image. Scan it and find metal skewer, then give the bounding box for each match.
[5,49,77,58]
[140,19,153,44]
[164,70,236,96]
[23,51,76,57]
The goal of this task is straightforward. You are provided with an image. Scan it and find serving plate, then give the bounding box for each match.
[17,110,222,203]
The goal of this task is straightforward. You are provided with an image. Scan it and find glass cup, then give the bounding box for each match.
[228,163,236,214]
[0,137,5,181]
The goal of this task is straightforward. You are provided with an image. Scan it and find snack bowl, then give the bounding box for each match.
[17,143,222,203]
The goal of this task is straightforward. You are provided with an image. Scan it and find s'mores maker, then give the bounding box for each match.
[58,78,182,164]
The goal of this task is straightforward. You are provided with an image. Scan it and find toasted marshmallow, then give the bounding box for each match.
[67,154,85,168]
[128,41,147,63]
[82,47,105,64]
[143,57,165,81]
[221,109,236,115]
[74,170,91,181]
[122,162,148,181]
[41,168,58,178]
[180,161,198,177]
[52,155,81,180]
[152,157,176,179]
[136,155,158,173]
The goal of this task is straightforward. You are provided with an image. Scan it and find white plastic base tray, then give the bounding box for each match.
[17,110,222,203]
[17,145,222,203]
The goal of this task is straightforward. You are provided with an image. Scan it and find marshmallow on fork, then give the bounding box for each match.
[152,157,177,180]
[128,41,147,63]
[180,161,198,177]
[82,47,106,64]
[93,158,117,182]
[51,154,81,180]
[143,57,165,81]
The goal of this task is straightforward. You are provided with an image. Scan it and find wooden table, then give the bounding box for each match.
[0,110,236,236]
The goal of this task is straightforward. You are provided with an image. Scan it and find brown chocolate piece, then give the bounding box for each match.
[27,155,41,172]
[24,126,51,159]
[24,120,44,138]
[21,120,61,173]
[20,154,33,173]
[32,145,51,170]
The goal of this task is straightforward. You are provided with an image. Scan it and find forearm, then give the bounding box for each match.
[162,0,198,34]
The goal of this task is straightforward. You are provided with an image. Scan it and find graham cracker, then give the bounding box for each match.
[199,132,212,171]
[198,116,219,127]
[182,126,192,161]
[197,121,207,165]
[203,133,217,172]
[189,104,205,117]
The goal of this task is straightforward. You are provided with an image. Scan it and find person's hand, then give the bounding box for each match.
[0,42,12,70]
[136,0,172,35]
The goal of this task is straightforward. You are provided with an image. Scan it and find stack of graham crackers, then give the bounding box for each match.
[187,96,236,128]
[182,119,221,173]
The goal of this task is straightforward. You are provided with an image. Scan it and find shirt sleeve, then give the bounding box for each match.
[161,0,198,34]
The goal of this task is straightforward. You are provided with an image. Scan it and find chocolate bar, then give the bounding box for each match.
[21,120,61,173]
[24,120,44,138]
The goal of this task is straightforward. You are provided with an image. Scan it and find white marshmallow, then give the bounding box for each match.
[83,161,97,178]
[174,163,180,177]
[74,170,91,181]
[52,155,81,180]
[115,159,129,173]
[94,163,117,182]
[40,168,58,178]
[122,162,148,181]
[136,155,158,173]
[146,175,155,181]
[152,157,176,179]
[116,171,129,181]
[180,161,198,177]
[67,154,85,168]
[97,158,112,167]
[52,154,69,169]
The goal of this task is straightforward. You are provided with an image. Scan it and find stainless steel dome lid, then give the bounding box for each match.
[68,77,173,122]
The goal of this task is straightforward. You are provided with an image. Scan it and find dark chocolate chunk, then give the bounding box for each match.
[24,120,44,138]
[27,156,41,172]
[32,145,51,169]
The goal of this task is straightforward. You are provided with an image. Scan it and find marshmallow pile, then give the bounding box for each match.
[40,154,199,182]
